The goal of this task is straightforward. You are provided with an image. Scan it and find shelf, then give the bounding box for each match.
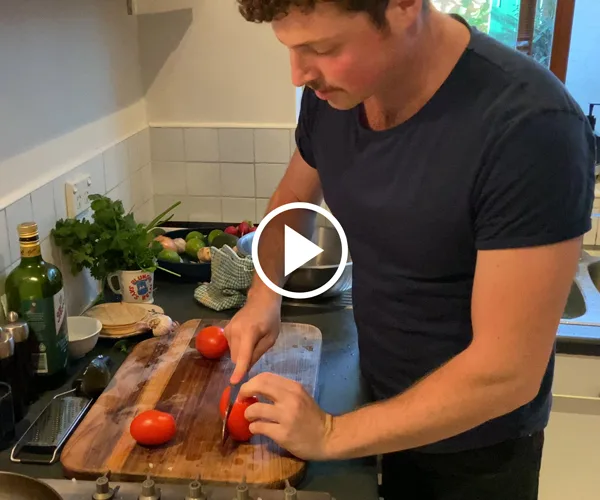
[128,0,194,15]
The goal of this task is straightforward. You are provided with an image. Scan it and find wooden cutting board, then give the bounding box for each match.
[61,319,322,487]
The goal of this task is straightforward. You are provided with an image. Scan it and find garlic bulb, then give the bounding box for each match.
[197,246,211,263]
[148,314,174,337]
[173,238,187,254]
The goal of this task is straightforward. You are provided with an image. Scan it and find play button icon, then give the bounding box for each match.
[252,202,348,299]
[284,225,324,277]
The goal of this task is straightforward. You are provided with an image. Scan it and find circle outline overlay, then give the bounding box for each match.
[251,202,349,299]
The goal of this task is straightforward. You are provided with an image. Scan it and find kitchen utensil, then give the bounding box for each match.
[0,327,25,422]
[61,319,322,487]
[0,382,15,449]
[10,355,112,464]
[107,270,155,304]
[67,316,101,359]
[238,226,352,297]
[3,312,34,406]
[0,472,62,500]
[221,373,250,446]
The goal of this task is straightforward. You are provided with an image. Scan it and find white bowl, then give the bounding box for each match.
[67,316,101,359]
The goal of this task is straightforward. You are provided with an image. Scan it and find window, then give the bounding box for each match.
[432,0,576,82]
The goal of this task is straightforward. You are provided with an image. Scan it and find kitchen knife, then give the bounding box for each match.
[221,373,249,446]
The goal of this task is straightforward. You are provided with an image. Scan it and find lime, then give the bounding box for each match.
[211,233,239,249]
[158,249,182,264]
[186,238,206,259]
[208,229,224,245]
[149,227,166,238]
[186,231,205,242]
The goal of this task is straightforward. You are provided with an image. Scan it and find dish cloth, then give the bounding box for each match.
[194,245,254,311]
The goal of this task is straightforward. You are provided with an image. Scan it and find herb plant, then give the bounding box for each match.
[52,195,180,281]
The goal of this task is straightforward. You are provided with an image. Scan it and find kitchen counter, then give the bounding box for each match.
[0,281,379,500]
[1,279,599,499]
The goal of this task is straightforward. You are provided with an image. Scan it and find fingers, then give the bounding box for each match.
[244,402,279,423]
[248,421,282,442]
[239,372,301,401]
[230,332,254,384]
[250,334,276,367]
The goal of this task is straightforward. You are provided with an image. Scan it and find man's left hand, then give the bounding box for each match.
[240,372,333,460]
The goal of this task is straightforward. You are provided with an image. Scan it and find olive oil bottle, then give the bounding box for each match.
[5,222,68,377]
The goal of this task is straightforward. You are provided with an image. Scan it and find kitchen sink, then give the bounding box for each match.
[559,251,600,327]
[562,281,586,319]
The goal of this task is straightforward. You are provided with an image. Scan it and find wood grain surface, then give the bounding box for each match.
[61,319,323,487]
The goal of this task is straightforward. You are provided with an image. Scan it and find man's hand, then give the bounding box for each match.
[224,294,282,384]
[240,373,334,460]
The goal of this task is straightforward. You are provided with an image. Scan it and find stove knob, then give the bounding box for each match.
[284,480,297,500]
[236,482,251,500]
[138,476,161,500]
[185,480,206,500]
[92,475,115,500]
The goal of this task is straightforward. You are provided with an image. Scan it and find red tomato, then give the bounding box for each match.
[219,386,259,442]
[195,325,229,359]
[130,410,176,446]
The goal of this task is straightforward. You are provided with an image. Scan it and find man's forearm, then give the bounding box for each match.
[325,346,539,460]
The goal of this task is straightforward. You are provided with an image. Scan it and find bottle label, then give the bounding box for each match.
[22,289,68,375]
[20,244,41,258]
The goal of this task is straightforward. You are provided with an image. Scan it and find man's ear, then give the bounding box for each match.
[386,0,427,24]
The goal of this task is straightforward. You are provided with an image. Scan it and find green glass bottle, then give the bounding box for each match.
[5,222,68,377]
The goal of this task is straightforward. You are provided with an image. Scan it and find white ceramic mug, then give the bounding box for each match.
[107,270,154,304]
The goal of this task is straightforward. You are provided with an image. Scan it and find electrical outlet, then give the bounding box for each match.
[65,175,92,217]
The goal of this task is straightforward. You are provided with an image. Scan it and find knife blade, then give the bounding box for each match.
[221,373,249,446]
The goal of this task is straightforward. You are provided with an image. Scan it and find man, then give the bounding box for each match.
[224,1,596,498]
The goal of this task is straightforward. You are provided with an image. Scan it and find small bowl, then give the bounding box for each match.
[67,316,101,359]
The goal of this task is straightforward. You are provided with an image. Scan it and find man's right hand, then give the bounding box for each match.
[224,293,282,384]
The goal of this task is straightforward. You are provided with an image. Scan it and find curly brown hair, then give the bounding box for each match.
[237,0,419,28]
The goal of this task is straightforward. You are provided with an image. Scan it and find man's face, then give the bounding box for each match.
[273,2,414,110]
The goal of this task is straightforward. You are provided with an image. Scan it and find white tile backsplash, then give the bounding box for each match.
[218,129,254,163]
[255,163,287,198]
[135,198,156,224]
[187,163,221,196]
[185,128,219,162]
[254,129,291,164]
[103,141,129,192]
[152,162,187,195]
[222,198,256,223]
[154,195,189,221]
[290,128,296,158]
[220,163,255,197]
[188,197,223,222]
[139,164,154,204]
[128,128,151,174]
[73,155,107,198]
[255,198,270,223]
[0,210,10,272]
[6,195,34,264]
[31,182,57,241]
[151,128,185,162]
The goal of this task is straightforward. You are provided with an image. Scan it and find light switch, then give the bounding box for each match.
[65,175,93,217]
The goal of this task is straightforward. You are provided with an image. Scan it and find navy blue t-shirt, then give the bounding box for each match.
[296,17,596,453]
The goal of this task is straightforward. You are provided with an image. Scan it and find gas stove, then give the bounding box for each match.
[41,474,334,500]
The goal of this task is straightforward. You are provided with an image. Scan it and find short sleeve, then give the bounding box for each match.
[294,87,319,169]
[474,111,596,250]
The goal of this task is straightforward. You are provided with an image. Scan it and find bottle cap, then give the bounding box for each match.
[4,312,29,343]
[17,222,39,238]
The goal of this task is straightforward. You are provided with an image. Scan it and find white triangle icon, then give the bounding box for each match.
[284,225,324,277]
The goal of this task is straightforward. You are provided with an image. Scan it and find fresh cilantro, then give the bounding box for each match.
[52,195,180,281]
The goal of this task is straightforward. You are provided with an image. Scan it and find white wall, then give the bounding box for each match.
[0,0,152,320]
[566,0,600,132]
[0,0,147,209]
[138,1,297,127]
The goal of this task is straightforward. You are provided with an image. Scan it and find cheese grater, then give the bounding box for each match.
[10,389,92,464]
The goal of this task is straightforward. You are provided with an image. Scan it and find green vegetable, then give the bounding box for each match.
[185,238,206,259]
[211,233,238,249]
[208,229,224,245]
[52,195,181,281]
[186,231,205,242]
[158,249,182,263]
